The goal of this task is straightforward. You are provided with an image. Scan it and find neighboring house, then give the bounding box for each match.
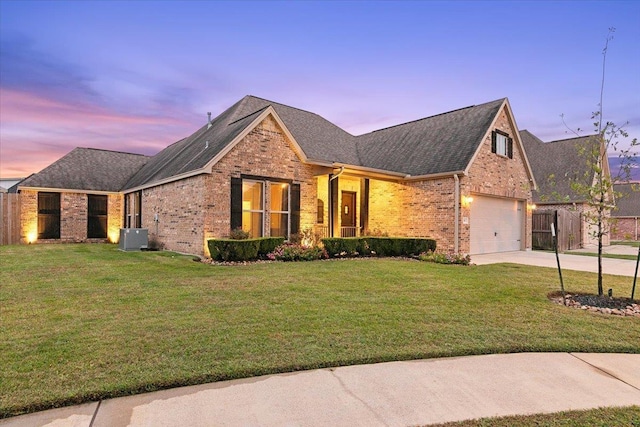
[15,96,536,256]
[0,177,24,192]
[611,183,640,241]
[520,130,613,248]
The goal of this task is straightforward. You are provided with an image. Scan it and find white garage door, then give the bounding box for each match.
[470,196,524,255]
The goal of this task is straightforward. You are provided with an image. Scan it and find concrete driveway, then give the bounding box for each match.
[473,246,639,278]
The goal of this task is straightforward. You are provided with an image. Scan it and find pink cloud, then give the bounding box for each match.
[0,88,200,178]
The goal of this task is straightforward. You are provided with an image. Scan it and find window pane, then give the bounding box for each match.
[242,212,263,238]
[270,213,289,238]
[270,183,289,212]
[243,181,263,210]
[242,181,264,237]
[497,134,507,156]
[88,195,108,238]
[37,192,60,239]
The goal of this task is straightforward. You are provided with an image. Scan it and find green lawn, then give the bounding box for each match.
[565,251,639,261]
[612,241,640,248]
[429,406,640,426]
[1,244,639,418]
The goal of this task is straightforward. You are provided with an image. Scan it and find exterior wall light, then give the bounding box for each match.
[462,195,474,207]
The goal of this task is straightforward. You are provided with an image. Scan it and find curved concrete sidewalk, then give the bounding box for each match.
[473,248,639,277]
[3,353,640,427]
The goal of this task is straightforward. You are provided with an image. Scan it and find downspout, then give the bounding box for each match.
[454,174,460,255]
[330,166,345,181]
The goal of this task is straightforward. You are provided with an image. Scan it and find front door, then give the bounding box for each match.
[341,191,356,237]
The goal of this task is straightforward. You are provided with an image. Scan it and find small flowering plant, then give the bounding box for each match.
[267,243,328,262]
[419,250,471,266]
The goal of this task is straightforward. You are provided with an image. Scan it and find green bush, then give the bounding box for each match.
[321,237,436,258]
[322,238,361,257]
[207,238,261,262]
[258,237,286,256]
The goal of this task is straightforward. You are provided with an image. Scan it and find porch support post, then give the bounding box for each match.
[360,178,369,234]
[328,174,339,237]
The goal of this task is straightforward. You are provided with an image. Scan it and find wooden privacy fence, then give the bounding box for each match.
[532,209,582,251]
[0,192,21,245]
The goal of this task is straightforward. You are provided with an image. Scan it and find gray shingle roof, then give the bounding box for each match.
[124,98,263,189]
[613,183,640,217]
[124,96,509,190]
[21,96,515,193]
[18,148,149,192]
[357,99,505,176]
[520,130,599,204]
[231,96,360,165]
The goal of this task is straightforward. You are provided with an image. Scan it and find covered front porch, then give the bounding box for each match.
[313,169,406,239]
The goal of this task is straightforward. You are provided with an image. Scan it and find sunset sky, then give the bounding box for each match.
[1,1,639,180]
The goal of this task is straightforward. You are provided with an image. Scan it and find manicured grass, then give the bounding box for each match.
[429,406,640,426]
[612,241,640,248]
[1,244,639,418]
[565,251,638,261]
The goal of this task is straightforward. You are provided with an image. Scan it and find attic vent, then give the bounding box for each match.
[207,112,212,129]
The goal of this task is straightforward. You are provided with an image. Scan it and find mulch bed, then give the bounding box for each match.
[549,291,640,317]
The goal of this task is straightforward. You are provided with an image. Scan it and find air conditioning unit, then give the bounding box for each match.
[119,228,148,251]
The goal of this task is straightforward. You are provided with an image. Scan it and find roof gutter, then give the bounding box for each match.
[331,162,409,179]
[17,186,120,196]
[404,170,467,181]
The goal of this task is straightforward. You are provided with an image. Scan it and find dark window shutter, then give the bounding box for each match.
[230,177,242,231]
[137,191,142,228]
[290,183,301,236]
[359,178,369,232]
[507,137,513,159]
[491,131,497,153]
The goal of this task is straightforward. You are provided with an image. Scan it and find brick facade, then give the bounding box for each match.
[19,190,122,244]
[16,106,535,256]
[461,106,534,253]
[612,217,639,241]
[139,115,323,256]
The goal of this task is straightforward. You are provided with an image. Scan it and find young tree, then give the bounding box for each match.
[561,28,638,296]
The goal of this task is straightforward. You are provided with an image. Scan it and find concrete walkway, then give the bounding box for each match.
[3,353,639,427]
[473,246,639,277]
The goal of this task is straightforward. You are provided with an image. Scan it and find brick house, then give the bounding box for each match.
[15,96,536,256]
[520,130,613,248]
[611,183,640,241]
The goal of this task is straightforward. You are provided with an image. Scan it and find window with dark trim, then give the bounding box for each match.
[38,192,60,239]
[242,180,264,238]
[270,183,290,239]
[87,194,108,238]
[230,176,300,239]
[491,130,513,159]
[125,191,142,228]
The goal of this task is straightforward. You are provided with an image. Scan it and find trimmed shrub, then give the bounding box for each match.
[322,237,436,258]
[322,238,362,257]
[258,237,286,256]
[207,238,261,262]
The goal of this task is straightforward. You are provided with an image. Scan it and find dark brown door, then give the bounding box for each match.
[341,191,356,228]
